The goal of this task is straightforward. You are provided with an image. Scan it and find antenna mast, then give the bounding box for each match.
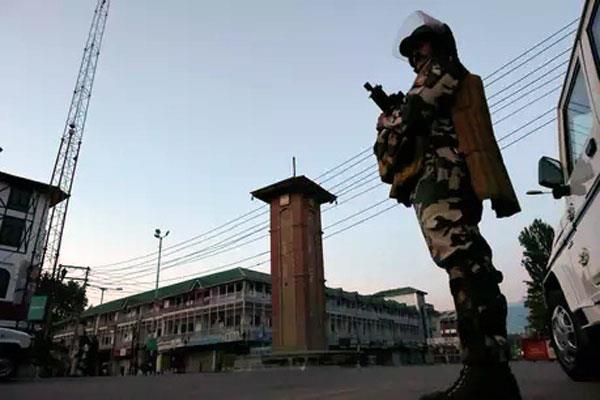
[42,0,110,280]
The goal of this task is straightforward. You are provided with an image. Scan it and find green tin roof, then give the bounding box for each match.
[325,287,420,316]
[81,267,270,317]
[373,287,427,297]
[81,266,420,318]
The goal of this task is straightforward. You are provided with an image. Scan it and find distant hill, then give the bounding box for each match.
[507,302,528,334]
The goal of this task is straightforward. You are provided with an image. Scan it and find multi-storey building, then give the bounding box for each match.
[426,310,461,363]
[0,171,67,327]
[54,267,429,375]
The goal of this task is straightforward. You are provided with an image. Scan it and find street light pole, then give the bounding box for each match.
[154,228,169,300]
[86,285,123,305]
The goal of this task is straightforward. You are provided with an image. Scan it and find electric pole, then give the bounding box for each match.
[153,228,169,300]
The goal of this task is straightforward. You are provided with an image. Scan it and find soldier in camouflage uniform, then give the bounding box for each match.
[374,12,522,400]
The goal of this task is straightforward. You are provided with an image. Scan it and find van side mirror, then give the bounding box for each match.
[539,156,564,188]
[538,156,570,199]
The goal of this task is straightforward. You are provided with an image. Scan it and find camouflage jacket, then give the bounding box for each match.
[374,58,462,206]
[374,59,521,217]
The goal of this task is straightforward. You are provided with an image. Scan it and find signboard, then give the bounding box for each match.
[146,338,157,352]
[27,295,47,321]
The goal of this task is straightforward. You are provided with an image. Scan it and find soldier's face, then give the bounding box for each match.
[410,41,433,71]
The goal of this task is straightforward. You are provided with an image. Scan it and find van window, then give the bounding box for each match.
[565,65,594,171]
[591,2,600,72]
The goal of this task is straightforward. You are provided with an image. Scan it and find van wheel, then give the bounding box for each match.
[0,356,16,380]
[548,291,600,381]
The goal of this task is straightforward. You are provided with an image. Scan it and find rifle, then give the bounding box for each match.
[363,82,404,113]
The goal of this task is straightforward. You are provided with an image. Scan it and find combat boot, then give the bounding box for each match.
[419,363,522,400]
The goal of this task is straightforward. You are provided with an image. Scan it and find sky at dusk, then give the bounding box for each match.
[0,0,585,309]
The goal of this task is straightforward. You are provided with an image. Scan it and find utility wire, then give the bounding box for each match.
[487,57,569,101]
[484,28,576,85]
[491,73,566,114]
[493,84,562,125]
[483,18,578,80]
[500,118,556,150]
[90,20,574,288]
[489,70,566,109]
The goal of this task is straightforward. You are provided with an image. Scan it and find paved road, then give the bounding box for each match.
[4,362,600,399]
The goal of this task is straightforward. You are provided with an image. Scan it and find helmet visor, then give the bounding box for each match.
[393,10,445,61]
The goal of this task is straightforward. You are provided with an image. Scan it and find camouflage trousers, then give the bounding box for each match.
[410,142,509,365]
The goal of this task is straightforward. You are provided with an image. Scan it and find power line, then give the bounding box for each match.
[483,18,578,80]
[95,107,555,292]
[318,152,374,185]
[95,226,270,279]
[490,72,566,114]
[496,109,555,142]
[327,163,375,191]
[94,206,268,268]
[88,19,574,287]
[324,204,399,239]
[493,84,562,125]
[489,70,567,110]
[95,86,564,281]
[484,28,576,85]
[324,199,390,229]
[487,57,569,101]
[315,147,371,180]
[500,118,556,150]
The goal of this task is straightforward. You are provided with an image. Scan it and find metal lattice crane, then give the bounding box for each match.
[41,0,110,280]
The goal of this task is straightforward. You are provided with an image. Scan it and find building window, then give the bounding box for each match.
[7,187,33,213]
[565,64,594,172]
[0,268,9,298]
[0,216,26,248]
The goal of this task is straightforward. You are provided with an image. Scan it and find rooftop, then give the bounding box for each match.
[326,287,420,316]
[373,287,428,297]
[81,267,271,317]
[251,175,336,204]
[81,267,420,318]
[0,171,68,207]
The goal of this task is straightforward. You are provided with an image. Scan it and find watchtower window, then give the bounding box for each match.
[0,216,26,248]
[7,187,32,213]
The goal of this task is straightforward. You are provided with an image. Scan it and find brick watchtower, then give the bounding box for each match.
[251,176,336,352]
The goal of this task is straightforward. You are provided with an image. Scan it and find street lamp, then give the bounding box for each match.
[87,284,123,304]
[154,228,169,300]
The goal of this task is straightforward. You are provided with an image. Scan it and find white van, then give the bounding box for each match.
[537,0,600,381]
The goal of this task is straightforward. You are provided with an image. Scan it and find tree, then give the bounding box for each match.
[518,219,555,337]
[35,272,88,324]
